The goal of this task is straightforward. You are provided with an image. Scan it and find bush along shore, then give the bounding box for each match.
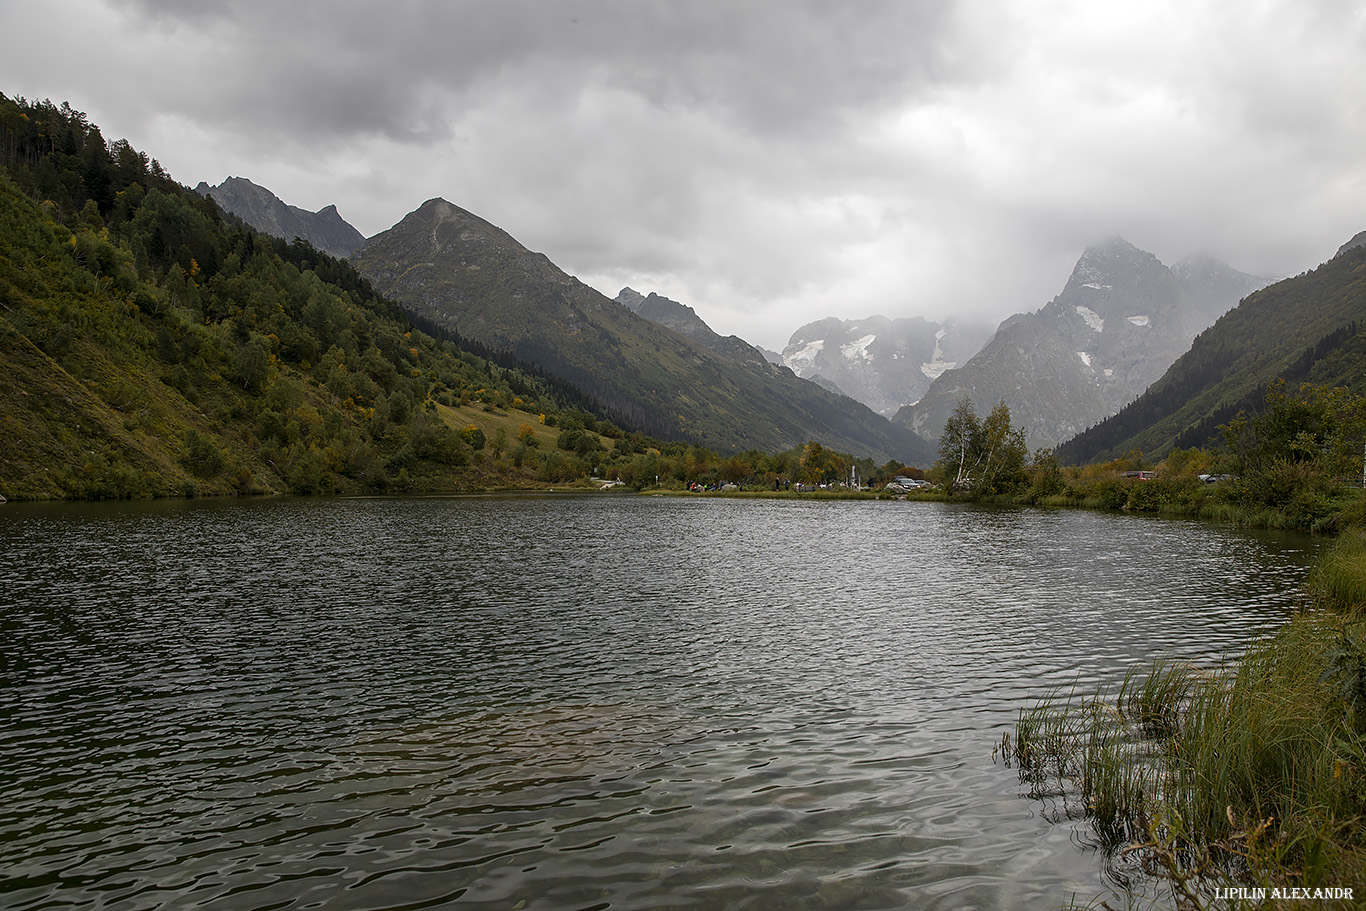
[996,529,1366,909]
[921,383,1366,534]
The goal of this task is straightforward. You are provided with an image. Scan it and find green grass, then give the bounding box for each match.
[1308,530,1366,610]
[1001,566,1366,909]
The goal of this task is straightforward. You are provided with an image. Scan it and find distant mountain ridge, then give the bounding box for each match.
[194,177,366,258]
[781,316,993,417]
[1338,230,1366,258]
[893,237,1270,449]
[349,198,933,463]
[1057,235,1366,464]
[615,287,770,368]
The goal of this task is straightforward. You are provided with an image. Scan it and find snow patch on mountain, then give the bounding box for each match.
[1127,315,1150,327]
[787,339,824,368]
[779,317,993,417]
[920,359,955,380]
[1077,351,1092,367]
[842,334,876,361]
[1075,306,1105,332]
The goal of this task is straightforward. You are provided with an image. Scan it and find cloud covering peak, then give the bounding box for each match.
[3,0,1363,349]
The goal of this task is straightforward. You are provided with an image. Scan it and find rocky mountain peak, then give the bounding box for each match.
[894,239,1269,449]
[616,286,646,310]
[354,197,569,294]
[411,198,539,257]
[1171,252,1224,276]
[195,177,365,259]
[613,288,771,369]
[1062,236,1166,302]
[1336,229,1366,258]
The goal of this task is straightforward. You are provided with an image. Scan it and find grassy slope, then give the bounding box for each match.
[0,173,558,499]
[431,400,613,455]
[0,316,184,498]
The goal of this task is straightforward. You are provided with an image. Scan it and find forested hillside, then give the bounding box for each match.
[0,94,918,500]
[0,94,616,498]
[1057,243,1366,464]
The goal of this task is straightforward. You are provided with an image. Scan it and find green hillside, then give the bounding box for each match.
[0,95,604,499]
[350,198,932,464]
[1057,244,1366,464]
[0,94,923,500]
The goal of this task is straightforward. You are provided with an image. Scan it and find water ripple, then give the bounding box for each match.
[0,496,1321,910]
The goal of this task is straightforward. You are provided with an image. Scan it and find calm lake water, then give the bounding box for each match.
[0,495,1322,910]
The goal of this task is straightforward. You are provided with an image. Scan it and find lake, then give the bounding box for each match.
[0,495,1322,910]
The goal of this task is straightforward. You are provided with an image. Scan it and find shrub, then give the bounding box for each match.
[459,424,486,450]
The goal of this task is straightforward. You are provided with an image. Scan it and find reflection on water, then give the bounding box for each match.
[0,496,1321,909]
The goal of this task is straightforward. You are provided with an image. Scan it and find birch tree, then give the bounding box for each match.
[935,398,1029,494]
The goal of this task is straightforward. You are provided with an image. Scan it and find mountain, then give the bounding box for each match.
[194,177,366,258]
[1056,238,1366,464]
[349,199,932,463]
[615,287,769,368]
[893,237,1270,450]
[781,316,993,417]
[0,96,605,499]
[1338,230,1366,258]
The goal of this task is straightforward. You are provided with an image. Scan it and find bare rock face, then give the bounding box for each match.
[893,237,1270,450]
[194,177,366,259]
[1336,229,1366,258]
[780,316,993,418]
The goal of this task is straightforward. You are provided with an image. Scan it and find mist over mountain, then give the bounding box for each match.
[894,237,1270,450]
[781,316,993,417]
[194,177,366,259]
[349,198,932,463]
[1057,234,1366,464]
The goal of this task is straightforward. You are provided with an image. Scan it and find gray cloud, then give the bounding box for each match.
[112,0,961,140]
[3,0,1364,350]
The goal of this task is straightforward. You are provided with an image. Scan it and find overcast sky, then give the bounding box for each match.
[3,1,1364,351]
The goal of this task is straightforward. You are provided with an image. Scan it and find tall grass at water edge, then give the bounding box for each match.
[1308,530,1366,611]
[1000,532,1366,909]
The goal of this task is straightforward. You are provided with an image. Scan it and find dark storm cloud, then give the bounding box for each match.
[3,0,1364,350]
[110,0,968,145]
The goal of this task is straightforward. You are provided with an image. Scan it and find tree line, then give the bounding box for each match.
[935,382,1366,533]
